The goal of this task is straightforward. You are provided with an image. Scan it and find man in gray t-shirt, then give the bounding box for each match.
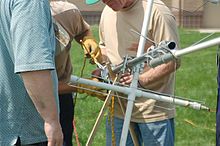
[0,0,63,145]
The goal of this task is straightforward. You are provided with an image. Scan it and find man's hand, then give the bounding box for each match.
[45,120,63,146]
[119,72,133,85]
[81,36,103,64]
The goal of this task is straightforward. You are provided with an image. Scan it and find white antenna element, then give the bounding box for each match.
[209,0,220,4]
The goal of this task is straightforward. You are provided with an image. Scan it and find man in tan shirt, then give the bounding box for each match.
[86,0,180,145]
[50,1,99,145]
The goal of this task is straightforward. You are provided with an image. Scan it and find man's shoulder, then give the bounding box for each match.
[150,0,174,18]
[50,1,79,14]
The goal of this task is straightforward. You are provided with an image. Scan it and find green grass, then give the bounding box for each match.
[70,25,219,146]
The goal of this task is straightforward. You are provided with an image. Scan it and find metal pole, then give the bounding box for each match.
[119,0,154,145]
[148,37,220,68]
[174,37,220,57]
[70,75,209,111]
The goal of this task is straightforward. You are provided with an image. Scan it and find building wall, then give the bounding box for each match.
[169,0,204,28]
[202,2,220,28]
[69,0,105,11]
[69,0,218,28]
[69,0,104,25]
[182,0,203,11]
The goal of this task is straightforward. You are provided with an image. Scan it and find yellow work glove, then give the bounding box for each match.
[76,77,107,101]
[81,36,103,64]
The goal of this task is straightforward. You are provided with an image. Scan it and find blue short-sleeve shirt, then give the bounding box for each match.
[0,0,59,145]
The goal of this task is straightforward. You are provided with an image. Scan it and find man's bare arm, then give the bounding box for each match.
[21,70,63,146]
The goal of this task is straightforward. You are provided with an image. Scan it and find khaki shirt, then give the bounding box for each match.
[50,1,90,82]
[99,0,180,123]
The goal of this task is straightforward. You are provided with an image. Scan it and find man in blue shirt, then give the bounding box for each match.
[0,0,63,145]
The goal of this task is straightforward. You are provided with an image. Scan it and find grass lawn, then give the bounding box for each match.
[70,25,219,146]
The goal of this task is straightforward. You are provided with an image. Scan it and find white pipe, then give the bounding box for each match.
[148,37,220,67]
[120,0,155,145]
[174,37,220,57]
[70,75,209,111]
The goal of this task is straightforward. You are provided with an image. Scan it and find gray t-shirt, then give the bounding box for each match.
[0,0,58,145]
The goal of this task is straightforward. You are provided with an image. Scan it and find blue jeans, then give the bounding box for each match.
[106,116,174,146]
[59,93,74,146]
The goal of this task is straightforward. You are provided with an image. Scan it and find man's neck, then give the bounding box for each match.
[123,0,135,8]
